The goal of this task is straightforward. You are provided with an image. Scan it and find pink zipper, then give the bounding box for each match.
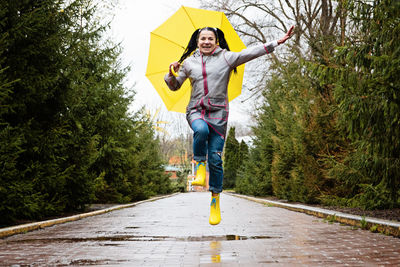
[201,54,209,95]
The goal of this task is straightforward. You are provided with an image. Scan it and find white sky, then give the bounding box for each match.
[110,0,257,135]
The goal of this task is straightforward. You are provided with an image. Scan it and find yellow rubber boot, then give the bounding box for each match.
[209,194,221,225]
[192,161,206,186]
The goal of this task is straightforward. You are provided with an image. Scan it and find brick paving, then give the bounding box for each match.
[1,192,400,266]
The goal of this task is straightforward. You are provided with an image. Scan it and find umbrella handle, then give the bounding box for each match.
[170,64,179,77]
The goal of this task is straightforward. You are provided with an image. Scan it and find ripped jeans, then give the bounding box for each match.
[191,119,225,193]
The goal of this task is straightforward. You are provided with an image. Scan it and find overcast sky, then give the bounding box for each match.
[110,0,257,134]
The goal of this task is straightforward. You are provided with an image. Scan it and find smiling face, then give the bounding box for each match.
[197,30,217,55]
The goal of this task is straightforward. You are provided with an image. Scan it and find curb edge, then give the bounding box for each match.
[224,192,400,237]
[0,192,180,239]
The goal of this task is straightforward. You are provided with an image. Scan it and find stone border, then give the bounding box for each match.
[225,192,400,237]
[0,193,180,239]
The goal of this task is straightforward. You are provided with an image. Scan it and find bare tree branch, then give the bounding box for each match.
[199,0,346,102]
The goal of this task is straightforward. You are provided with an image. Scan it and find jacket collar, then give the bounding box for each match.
[193,46,223,57]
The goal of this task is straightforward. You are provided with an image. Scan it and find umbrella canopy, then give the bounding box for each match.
[145,6,246,113]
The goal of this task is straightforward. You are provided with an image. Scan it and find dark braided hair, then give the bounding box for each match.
[179,27,237,73]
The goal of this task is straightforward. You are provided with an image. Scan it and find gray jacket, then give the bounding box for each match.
[164,41,278,138]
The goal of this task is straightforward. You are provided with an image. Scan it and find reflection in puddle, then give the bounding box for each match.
[211,254,221,263]
[210,241,221,263]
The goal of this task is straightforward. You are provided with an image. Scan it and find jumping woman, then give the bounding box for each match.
[165,25,294,225]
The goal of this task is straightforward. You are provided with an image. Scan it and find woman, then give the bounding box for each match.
[165,26,294,225]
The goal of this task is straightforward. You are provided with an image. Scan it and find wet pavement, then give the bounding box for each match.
[1,192,400,266]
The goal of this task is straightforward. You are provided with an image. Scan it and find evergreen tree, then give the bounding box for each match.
[236,57,340,202]
[0,8,25,224]
[235,120,274,196]
[238,140,249,166]
[122,113,172,201]
[56,1,171,204]
[209,0,399,209]
[223,127,240,189]
[318,0,400,209]
[0,0,81,224]
[0,0,172,226]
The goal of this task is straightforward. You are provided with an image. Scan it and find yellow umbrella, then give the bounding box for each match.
[145,6,246,113]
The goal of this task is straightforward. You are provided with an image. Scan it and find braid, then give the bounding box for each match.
[179,30,199,63]
[216,28,237,73]
[216,28,228,50]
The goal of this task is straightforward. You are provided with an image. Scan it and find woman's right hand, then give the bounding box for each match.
[169,61,181,77]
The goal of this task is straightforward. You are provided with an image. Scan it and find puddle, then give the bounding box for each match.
[225,235,275,240]
[7,234,280,244]
[66,259,129,265]
[183,235,278,241]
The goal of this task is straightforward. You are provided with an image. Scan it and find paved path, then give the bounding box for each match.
[1,192,400,266]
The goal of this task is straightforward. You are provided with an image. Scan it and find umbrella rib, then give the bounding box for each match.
[182,6,197,30]
[151,32,186,50]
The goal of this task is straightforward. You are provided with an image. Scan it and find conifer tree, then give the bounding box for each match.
[0,0,171,225]
[223,127,240,189]
[320,0,400,209]
[238,140,249,165]
[235,112,274,196]
[0,2,27,223]
[208,0,399,209]
[0,0,80,224]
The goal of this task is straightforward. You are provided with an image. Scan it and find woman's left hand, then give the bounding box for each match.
[277,26,294,45]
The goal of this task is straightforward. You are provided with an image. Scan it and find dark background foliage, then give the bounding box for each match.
[0,0,171,226]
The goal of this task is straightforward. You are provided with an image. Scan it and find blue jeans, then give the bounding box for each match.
[191,119,225,193]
